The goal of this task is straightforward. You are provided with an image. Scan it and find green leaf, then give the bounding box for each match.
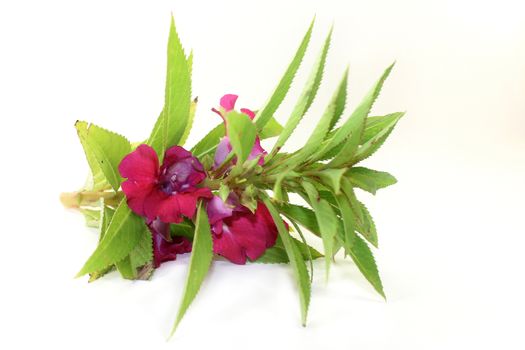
[315,168,347,195]
[362,112,403,143]
[218,183,230,202]
[171,202,213,336]
[254,236,323,264]
[258,114,284,139]
[277,203,320,236]
[147,16,191,159]
[80,209,101,228]
[315,62,395,166]
[262,196,310,326]
[116,226,154,279]
[303,181,337,280]
[75,121,131,191]
[255,19,314,130]
[329,67,348,131]
[225,111,257,164]
[179,97,198,146]
[353,112,404,164]
[269,28,332,158]
[348,235,385,299]
[353,199,378,248]
[191,116,283,160]
[347,167,397,195]
[335,179,357,253]
[88,206,115,282]
[76,199,147,277]
[191,123,225,158]
[293,68,348,165]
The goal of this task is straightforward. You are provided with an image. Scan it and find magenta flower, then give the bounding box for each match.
[212,94,267,167]
[206,195,278,264]
[118,144,212,223]
[148,219,192,268]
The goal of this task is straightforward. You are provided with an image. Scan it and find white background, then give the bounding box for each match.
[0,0,524,349]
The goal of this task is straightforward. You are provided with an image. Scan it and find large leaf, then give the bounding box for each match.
[225,111,257,164]
[347,167,397,195]
[147,16,192,160]
[171,202,213,336]
[255,236,322,264]
[262,196,310,326]
[303,181,337,279]
[255,19,314,130]
[116,227,153,280]
[179,97,198,146]
[269,28,332,158]
[191,123,225,158]
[314,63,395,165]
[75,121,131,191]
[348,235,385,299]
[294,68,348,165]
[76,199,146,277]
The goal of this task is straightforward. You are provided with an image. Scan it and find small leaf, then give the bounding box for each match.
[254,236,323,264]
[315,63,395,166]
[335,179,357,253]
[315,168,347,195]
[303,181,337,280]
[75,121,131,191]
[277,203,320,235]
[262,196,310,326]
[269,28,333,158]
[147,15,192,160]
[171,202,213,336]
[218,183,230,202]
[353,199,378,248]
[353,112,404,164]
[240,184,258,213]
[347,167,397,195]
[225,111,257,164]
[362,112,403,144]
[80,209,100,228]
[255,19,314,130]
[76,199,147,277]
[258,115,284,139]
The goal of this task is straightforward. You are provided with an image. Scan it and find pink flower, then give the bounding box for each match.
[118,144,212,223]
[148,219,192,268]
[206,195,278,264]
[212,94,267,167]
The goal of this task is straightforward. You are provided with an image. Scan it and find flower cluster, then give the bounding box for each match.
[62,16,401,336]
[119,95,278,266]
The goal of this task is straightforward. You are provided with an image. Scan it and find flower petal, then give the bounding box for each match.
[213,226,247,264]
[248,137,267,165]
[149,220,192,268]
[211,202,279,264]
[121,180,155,217]
[207,195,234,225]
[214,137,233,167]
[240,108,255,120]
[144,188,212,223]
[220,94,238,112]
[118,144,159,182]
